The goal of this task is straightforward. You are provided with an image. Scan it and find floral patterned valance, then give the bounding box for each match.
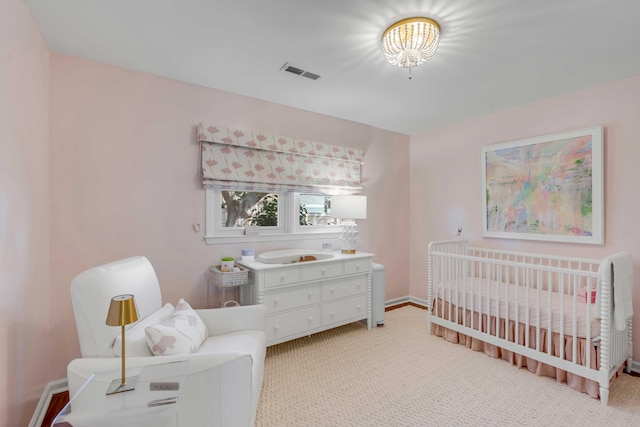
[197,124,364,195]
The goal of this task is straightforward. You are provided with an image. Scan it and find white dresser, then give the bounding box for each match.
[238,252,374,346]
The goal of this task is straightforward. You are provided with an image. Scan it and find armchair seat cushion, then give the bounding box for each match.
[199,330,266,359]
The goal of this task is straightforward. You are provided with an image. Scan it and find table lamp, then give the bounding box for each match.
[105,294,139,395]
[331,195,367,254]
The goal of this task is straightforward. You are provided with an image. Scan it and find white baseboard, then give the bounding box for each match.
[385,296,428,309]
[407,296,428,308]
[384,296,409,308]
[631,360,640,374]
[29,378,68,427]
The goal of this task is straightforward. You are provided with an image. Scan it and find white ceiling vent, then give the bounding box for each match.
[280,62,321,80]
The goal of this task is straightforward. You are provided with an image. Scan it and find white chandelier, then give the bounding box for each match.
[381,17,440,76]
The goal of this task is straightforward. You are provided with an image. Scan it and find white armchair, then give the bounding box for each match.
[67,256,266,426]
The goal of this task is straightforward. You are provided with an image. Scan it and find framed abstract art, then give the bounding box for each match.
[481,126,603,244]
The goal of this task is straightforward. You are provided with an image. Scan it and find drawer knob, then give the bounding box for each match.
[273,298,279,307]
[280,274,286,282]
[308,291,313,298]
[357,304,362,311]
[308,317,313,323]
[330,287,335,294]
[356,265,360,271]
[274,325,279,331]
[330,311,335,317]
[321,268,327,275]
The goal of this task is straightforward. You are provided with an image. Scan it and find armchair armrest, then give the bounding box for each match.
[67,353,253,427]
[67,353,244,396]
[195,304,265,336]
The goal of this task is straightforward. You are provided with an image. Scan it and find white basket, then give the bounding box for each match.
[208,265,249,288]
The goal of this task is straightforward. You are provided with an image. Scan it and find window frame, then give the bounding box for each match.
[204,188,341,244]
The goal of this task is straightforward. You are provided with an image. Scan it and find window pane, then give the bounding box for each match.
[221,191,279,228]
[299,194,333,226]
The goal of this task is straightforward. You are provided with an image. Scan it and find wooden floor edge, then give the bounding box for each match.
[386,302,426,311]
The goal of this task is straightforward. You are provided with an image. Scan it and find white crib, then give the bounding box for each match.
[427,240,633,405]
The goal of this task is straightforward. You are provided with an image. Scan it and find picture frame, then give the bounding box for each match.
[481,126,604,244]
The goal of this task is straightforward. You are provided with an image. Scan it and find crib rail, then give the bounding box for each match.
[427,240,632,405]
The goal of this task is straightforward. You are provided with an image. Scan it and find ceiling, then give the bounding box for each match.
[27,0,640,135]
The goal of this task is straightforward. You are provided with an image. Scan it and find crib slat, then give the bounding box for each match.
[572,275,578,364]
[496,262,501,339]
[515,265,520,341]
[559,274,565,361]
[471,259,476,331]
[505,266,510,342]
[585,276,593,368]
[547,270,552,356]
[536,269,541,352]
[525,267,530,349]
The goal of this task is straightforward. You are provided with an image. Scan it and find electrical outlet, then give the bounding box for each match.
[322,243,332,251]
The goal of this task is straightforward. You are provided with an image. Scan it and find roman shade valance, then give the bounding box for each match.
[197,124,364,195]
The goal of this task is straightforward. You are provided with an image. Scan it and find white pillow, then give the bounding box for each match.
[145,298,209,356]
[113,303,175,357]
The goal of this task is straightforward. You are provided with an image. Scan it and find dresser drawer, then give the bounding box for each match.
[344,258,370,275]
[322,276,366,301]
[322,295,367,326]
[264,266,300,288]
[263,283,320,314]
[266,306,321,342]
[300,261,342,282]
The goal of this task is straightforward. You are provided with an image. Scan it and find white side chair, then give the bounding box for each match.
[68,256,266,426]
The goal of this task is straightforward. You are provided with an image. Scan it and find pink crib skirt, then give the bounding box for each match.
[431,299,615,399]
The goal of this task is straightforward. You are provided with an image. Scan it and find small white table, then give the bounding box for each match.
[53,361,188,427]
[206,266,251,308]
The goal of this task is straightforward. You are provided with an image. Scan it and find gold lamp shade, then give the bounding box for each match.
[106,294,139,326]
[105,294,139,395]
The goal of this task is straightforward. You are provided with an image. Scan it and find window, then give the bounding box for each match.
[198,123,363,244]
[220,191,280,228]
[299,194,334,227]
[205,189,340,243]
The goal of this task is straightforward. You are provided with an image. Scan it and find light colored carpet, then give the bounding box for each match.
[256,305,640,426]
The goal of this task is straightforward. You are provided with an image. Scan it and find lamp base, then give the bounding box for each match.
[106,375,138,395]
[338,221,359,255]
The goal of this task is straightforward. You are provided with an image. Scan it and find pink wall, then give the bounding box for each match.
[410,74,640,356]
[49,54,411,378]
[0,0,50,424]
[21,4,640,415]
